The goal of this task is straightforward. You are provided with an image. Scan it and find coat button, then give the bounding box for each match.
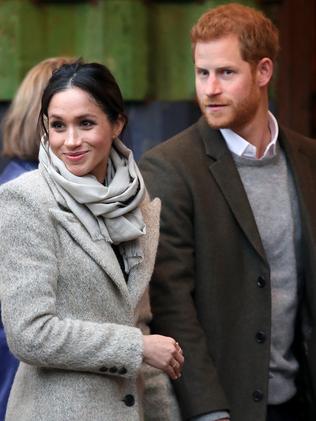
[257,276,266,288]
[255,331,266,344]
[253,389,264,402]
[122,394,135,407]
[109,366,118,373]
[118,367,127,375]
[99,366,108,372]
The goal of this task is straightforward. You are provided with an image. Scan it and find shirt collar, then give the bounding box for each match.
[220,111,279,160]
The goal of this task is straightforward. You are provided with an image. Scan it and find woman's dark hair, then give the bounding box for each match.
[39,59,127,137]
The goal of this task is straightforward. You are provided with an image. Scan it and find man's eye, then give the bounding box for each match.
[196,68,209,77]
[222,69,234,77]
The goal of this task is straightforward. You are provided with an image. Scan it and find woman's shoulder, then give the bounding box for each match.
[141,191,161,213]
[140,191,161,236]
[0,171,56,234]
[0,169,52,205]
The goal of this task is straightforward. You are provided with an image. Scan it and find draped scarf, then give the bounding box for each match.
[39,137,146,273]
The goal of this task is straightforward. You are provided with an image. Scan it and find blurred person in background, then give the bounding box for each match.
[0,56,75,184]
[0,56,75,421]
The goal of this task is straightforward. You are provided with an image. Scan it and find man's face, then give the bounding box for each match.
[195,34,261,135]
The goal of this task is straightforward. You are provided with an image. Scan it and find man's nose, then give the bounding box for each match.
[206,75,222,96]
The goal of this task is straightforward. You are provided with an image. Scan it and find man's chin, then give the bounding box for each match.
[203,115,228,130]
[199,108,229,129]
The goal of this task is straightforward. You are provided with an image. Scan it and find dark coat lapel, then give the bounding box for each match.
[279,127,316,243]
[197,117,267,262]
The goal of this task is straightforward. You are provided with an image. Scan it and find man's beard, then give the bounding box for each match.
[198,84,260,132]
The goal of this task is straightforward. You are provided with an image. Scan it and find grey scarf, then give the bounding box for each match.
[39,137,146,273]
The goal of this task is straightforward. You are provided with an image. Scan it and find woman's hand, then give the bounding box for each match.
[143,334,184,380]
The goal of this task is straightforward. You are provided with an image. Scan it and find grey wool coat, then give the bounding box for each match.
[0,169,181,421]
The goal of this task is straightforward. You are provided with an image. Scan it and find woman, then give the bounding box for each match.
[0,61,183,421]
[0,56,75,421]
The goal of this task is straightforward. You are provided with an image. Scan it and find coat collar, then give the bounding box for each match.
[198,116,316,263]
[279,126,316,241]
[49,195,161,311]
[197,116,266,262]
[128,197,161,309]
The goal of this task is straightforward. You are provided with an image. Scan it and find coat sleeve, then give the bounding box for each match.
[0,182,143,378]
[135,288,182,421]
[139,148,229,419]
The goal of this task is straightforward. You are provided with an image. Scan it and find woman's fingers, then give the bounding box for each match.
[172,342,184,367]
[175,341,183,354]
[167,360,181,380]
[167,343,184,379]
[142,335,184,379]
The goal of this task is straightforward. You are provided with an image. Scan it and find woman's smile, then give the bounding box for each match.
[62,150,89,162]
[48,87,124,182]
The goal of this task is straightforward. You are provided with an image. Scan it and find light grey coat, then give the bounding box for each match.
[0,169,181,421]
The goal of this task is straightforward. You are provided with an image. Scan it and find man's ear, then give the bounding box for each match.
[256,57,273,87]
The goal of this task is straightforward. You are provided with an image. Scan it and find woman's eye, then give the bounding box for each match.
[81,120,95,128]
[50,121,64,130]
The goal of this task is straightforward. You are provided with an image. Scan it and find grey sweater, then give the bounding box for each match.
[234,147,301,405]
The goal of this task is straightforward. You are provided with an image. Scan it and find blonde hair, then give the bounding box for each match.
[2,56,76,160]
[191,3,279,65]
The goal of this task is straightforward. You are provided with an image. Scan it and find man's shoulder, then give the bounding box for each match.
[281,126,316,149]
[141,117,213,161]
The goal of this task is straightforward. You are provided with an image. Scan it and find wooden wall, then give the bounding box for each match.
[260,0,316,138]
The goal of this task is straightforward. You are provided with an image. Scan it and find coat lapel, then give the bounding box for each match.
[279,127,316,240]
[49,208,130,300]
[197,117,267,262]
[49,197,161,311]
[127,197,161,309]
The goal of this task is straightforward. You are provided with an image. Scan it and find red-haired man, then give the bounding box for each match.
[140,3,316,421]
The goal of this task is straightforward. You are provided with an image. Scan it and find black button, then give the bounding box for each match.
[253,389,264,402]
[99,366,108,372]
[118,367,127,375]
[122,394,135,407]
[255,331,266,344]
[109,366,118,373]
[257,276,266,288]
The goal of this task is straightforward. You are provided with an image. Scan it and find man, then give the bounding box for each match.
[139,3,316,421]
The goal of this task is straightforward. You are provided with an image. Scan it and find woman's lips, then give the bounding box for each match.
[63,151,88,162]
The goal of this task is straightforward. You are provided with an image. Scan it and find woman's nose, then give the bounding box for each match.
[64,128,81,147]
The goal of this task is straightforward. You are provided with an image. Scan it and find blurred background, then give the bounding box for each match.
[0,0,315,169]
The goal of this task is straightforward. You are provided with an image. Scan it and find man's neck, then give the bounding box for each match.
[232,108,271,159]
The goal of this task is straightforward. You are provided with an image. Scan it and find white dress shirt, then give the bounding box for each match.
[220,111,279,160]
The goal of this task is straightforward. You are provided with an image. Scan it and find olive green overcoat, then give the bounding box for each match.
[139,116,316,421]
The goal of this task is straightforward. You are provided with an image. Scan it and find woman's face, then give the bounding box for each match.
[48,87,124,183]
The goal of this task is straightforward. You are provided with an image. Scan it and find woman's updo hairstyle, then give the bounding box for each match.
[39,59,127,137]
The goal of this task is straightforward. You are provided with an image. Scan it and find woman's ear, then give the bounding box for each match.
[256,57,273,88]
[112,115,126,139]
